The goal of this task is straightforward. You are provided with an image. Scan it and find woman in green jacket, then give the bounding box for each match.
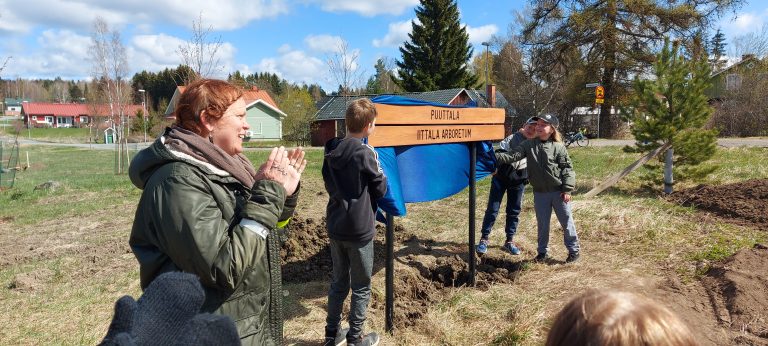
[128,79,306,345]
[495,114,581,264]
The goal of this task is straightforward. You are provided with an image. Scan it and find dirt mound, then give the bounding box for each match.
[280,216,332,282]
[662,244,768,345]
[7,268,54,292]
[702,244,768,341]
[670,179,768,230]
[280,215,411,283]
[281,216,525,328]
[429,254,522,288]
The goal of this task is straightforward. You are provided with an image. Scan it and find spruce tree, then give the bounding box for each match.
[622,39,718,187]
[709,28,728,72]
[396,0,478,92]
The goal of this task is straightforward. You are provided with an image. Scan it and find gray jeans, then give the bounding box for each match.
[533,191,580,255]
[325,238,374,340]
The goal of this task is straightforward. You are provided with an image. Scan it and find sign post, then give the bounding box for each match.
[586,83,603,138]
[369,103,504,333]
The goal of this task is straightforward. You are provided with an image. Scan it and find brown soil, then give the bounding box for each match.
[281,216,524,328]
[656,244,768,345]
[670,178,768,230]
[702,244,768,342]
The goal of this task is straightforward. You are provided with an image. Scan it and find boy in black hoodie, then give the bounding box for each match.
[322,98,387,346]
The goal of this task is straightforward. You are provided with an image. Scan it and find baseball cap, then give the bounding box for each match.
[525,116,539,124]
[538,113,559,128]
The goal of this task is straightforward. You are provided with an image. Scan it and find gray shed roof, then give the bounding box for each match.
[315,88,507,121]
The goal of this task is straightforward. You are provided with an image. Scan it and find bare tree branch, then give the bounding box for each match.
[326,40,365,96]
[177,12,223,81]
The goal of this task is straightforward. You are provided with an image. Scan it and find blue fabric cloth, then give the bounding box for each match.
[370,96,497,218]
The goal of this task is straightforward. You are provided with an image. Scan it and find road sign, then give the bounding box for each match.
[585,83,600,88]
[368,104,505,146]
[595,98,605,104]
[595,86,605,99]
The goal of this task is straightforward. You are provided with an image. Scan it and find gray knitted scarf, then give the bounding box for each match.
[163,125,256,187]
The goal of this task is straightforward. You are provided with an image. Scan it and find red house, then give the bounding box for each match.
[22,103,143,128]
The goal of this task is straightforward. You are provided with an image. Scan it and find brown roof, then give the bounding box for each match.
[242,86,279,109]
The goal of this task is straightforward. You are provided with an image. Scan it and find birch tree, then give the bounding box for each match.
[90,17,130,173]
[177,13,223,81]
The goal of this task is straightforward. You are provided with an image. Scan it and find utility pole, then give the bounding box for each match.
[481,42,490,92]
[138,89,147,143]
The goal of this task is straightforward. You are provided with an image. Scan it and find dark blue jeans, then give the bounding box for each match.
[325,238,374,341]
[480,176,526,241]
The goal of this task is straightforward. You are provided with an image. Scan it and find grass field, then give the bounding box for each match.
[0,144,765,344]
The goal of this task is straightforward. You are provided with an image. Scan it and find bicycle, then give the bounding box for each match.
[564,130,590,147]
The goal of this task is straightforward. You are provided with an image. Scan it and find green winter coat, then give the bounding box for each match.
[128,138,296,346]
[495,138,576,193]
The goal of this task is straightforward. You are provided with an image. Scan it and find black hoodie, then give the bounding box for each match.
[322,136,388,242]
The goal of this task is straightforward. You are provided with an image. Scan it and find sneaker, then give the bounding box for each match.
[533,253,548,262]
[502,241,521,255]
[476,238,490,254]
[323,328,348,346]
[348,332,379,346]
[566,252,580,263]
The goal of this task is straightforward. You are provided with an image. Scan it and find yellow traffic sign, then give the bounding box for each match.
[595,86,605,99]
[595,98,604,104]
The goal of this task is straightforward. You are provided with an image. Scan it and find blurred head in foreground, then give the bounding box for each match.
[546,290,698,346]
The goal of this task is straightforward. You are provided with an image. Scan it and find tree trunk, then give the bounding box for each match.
[664,147,674,194]
[599,0,618,138]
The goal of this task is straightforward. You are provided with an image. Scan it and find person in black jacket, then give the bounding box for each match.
[477,117,538,256]
[322,98,387,346]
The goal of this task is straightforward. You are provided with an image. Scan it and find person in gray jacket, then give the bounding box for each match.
[477,117,538,255]
[495,114,581,263]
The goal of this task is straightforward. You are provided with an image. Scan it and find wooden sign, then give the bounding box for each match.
[369,125,504,147]
[368,104,505,146]
[374,104,504,125]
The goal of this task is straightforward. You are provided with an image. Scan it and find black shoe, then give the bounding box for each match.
[323,328,348,346]
[533,253,548,262]
[348,332,379,346]
[566,252,580,263]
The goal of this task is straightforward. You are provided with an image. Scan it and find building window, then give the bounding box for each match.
[45,116,53,123]
[80,116,89,123]
[32,116,37,121]
[726,74,742,90]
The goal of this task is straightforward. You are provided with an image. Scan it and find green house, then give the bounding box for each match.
[165,86,286,141]
[241,88,286,140]
[706,55,767,101]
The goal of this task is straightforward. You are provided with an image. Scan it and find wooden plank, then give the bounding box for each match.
[374,103,504,125]
[368,125,505,147]
[582,142,671,198]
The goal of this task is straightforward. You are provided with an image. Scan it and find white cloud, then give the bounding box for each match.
[255,49,327,87]
[372,20,413,48]
[373,21,498,49]
[466,24,498,47]
[130,34,239,78]
[309,0,418,16]
[305,34,344,53]
[3,30,92,79]
[0,0,289,33]
[2,30,238,80]
[723,11,766,36]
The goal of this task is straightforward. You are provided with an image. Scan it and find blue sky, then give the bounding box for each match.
[1,0,767,91]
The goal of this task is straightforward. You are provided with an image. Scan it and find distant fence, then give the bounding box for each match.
[0,139,19,189]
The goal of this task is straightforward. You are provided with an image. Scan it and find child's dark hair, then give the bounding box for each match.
[345,98,377,133]
[546,290,697,346]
